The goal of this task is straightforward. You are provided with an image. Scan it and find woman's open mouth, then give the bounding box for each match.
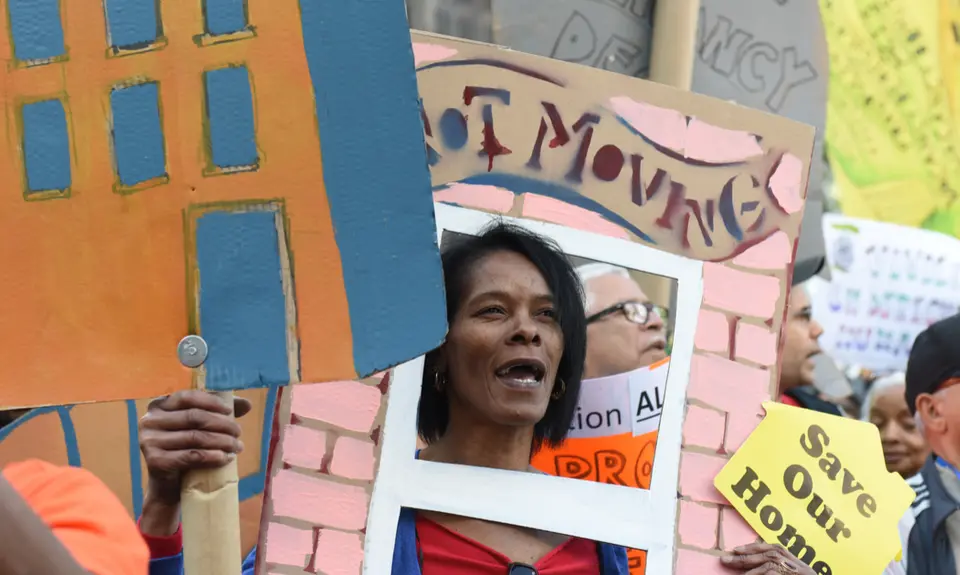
[494,358,546,389]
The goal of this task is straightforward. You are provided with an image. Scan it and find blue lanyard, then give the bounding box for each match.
[936,457,960,481]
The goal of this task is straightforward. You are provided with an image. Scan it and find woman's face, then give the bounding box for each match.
[440,250,564,429]
[869,384,929,477]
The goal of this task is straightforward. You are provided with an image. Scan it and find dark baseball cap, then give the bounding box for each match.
[906,313,960,415]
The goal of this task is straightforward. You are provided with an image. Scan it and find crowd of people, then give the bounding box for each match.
[0,221,957,575]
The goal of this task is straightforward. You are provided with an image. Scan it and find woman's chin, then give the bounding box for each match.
[491,405,550,427]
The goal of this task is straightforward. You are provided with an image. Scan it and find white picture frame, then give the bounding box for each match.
[363,203,704,574]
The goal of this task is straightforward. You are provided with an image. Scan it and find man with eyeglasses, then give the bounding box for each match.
[576,263,668,379]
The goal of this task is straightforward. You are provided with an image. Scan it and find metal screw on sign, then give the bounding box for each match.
[177,335,208,368]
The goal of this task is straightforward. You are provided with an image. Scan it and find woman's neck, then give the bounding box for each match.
[421,417,535,472]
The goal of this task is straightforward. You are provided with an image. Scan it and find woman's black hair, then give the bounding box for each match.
[417,221,587,452]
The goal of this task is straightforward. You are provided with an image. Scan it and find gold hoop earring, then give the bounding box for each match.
[552,378,566,400]
[434,371,446,392]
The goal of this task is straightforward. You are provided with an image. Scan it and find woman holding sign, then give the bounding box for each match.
[136,222,818,575]
[138,223,630,574]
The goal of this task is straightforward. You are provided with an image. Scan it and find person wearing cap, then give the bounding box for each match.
[886,313,960,575]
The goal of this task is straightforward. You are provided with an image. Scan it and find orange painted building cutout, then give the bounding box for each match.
[0,0,446,408]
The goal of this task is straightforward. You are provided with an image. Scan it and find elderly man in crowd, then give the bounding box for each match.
[888,313,960,575]
[576,263,667,379]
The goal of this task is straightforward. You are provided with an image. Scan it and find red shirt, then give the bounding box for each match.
[780,394,801,407]
[416,514,601,574]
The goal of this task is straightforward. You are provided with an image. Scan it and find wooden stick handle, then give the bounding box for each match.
[647,0,699,90]
[181,391,242,575]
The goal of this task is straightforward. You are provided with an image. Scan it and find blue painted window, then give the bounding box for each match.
[110,82,167,187]
[104,0,161,49]
[205,66,258,169]
[204,0,248,36]
[8,0,65,62]
[21,99,71,194]
[195,210,290,390]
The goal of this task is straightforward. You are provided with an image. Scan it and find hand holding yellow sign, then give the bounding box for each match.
[715,402,915,575]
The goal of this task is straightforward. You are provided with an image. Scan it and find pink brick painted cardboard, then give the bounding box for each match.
[258,31,815,575]
[331,435,377,481]
[290,380,381,434]
[682,405,725,451]
[724,409,764,453]
[675,549,729,575]
[281,424,327,470]
[720,506,759,551]
[703,263,782,320]
[694,310,730,354]
[687,354,772,414]
[679,452,729,505]
[731,231,794,270]
[263,522,314,569]
[270,468,370,530]
[314,529,364,575]
[678,500,720,549]
[735,323,778,367]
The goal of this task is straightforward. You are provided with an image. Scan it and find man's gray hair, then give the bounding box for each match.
[575,263,631,311]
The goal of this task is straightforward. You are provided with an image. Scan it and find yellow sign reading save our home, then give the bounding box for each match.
[715,402,915,575]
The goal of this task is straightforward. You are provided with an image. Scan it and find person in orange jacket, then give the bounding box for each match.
[1,459,149,575]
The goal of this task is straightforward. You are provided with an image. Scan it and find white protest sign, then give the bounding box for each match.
[568,360,670,440]
[813,214,960,372]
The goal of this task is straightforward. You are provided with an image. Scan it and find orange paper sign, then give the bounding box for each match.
[531,359,670,573]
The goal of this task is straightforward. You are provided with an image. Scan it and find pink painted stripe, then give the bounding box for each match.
[521,194,629,239]
[434,183,515,214]
[412,43,458,66]
[608,96,686,153]
[685,118,763,164]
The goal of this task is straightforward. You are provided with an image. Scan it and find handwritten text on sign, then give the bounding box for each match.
[715,402,915,575]
[814,214,960,371]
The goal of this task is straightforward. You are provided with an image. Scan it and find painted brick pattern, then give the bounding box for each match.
[430,192,775,572]
[677,249,782,569]
[262,376,385,574]
[260,191,792,573]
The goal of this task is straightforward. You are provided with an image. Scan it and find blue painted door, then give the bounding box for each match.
[194,209,292,390]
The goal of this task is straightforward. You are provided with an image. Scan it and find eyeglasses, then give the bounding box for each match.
[587,301,664,326]
[507,563,538,575]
